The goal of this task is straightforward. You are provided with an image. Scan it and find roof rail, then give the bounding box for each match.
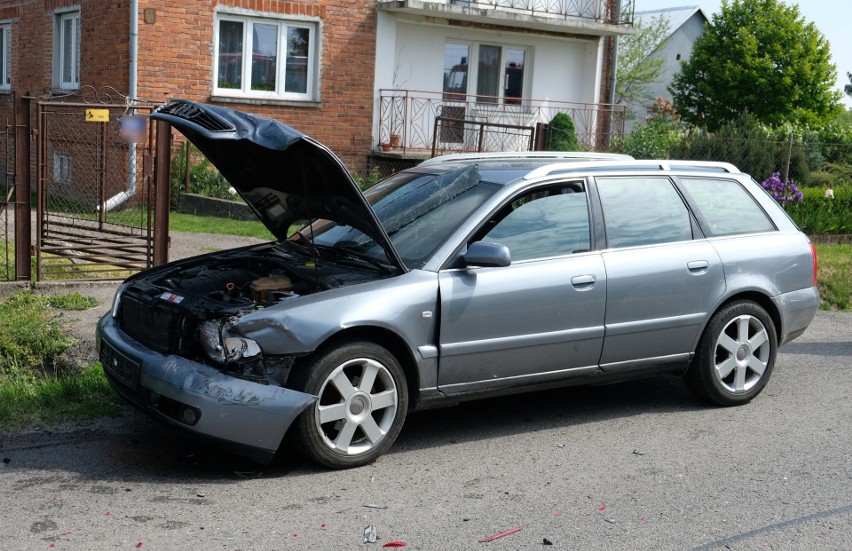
[418,151,634,167]
[523,159,741,180]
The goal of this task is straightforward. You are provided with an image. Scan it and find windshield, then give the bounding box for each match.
[292,166,499,270]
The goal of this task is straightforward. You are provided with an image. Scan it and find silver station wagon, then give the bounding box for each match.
[97,100,819,469]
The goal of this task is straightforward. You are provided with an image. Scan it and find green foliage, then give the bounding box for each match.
[813,243,852,311]
[669,113,809,183]
[171,143,236,201]
[546,113,581,152]
[0,292,76,376]
[670,0,842,131]
[0,364,122,429]
[616,14,671,106]
[48,293,99,311]
[785,186,852,234]
[621,98,683,158]
[351,166,383,191]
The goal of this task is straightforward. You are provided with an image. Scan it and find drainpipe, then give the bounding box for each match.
[103,0,138,211]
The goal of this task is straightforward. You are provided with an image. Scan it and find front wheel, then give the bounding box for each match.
[684,300,777,406]
[290,340,408,469]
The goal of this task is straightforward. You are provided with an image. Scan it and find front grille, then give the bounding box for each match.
[119,294,183,354]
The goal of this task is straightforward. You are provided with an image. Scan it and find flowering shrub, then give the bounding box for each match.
[761,172,803,204]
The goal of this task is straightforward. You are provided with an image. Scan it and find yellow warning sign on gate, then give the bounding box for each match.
[85,109,109,122]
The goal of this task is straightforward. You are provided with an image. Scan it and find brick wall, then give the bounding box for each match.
[137,0,378,171]
[0,0,378,171]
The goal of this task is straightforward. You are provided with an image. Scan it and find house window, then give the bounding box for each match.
[443,42,528,105]
[214,13,317,100]
[56,11,80,89]
[0,24,10,91]
[53,153,72,185]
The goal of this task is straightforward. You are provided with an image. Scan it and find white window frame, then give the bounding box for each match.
[53,152,72,185]
[55,10,80,90]
[0,23,11,91]
[445,40,530,106]
[213,12,319,101]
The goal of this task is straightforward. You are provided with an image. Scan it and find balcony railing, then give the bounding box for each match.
[378,89,626,156]
[377,0,635,27]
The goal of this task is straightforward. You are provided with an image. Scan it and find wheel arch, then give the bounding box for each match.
[709,291,782,341]
[293,325,421,410]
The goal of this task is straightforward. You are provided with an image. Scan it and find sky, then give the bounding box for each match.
[637,0,852,108]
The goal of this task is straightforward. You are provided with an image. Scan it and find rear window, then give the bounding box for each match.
[680,177,776,236]
[596,176,693,248]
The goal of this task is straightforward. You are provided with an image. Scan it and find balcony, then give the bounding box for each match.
[376,0,635,35]
[377,89,626,158]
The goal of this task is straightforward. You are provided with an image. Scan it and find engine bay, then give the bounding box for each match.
[115,242,392,385]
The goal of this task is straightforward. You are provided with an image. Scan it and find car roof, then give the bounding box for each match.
[405,156,743,186]
[418,151,634,166]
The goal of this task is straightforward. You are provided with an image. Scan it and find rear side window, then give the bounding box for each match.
[680,177,775,236]
[596,177,692,248]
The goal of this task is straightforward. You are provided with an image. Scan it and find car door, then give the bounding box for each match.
[594,176,726,372]
[436,182,607,394]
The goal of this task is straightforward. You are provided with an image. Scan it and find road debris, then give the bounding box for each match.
[478,527,522,543]
[364,504,389,509]
[364,524,377,544]
[382,542,406,548]
[543,538,553,546]
[604,518,616,524]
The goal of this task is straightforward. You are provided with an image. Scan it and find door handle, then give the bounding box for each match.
[687,260,709,274]
[571,274,596,289]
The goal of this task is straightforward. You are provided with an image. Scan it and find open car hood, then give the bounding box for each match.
[151,99,406,272]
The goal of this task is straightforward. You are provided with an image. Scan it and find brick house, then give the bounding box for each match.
[0,0,634,173]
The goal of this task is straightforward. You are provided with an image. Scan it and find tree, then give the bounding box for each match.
[615,14,671,106]
[669,0,842,131]
[846,72,852,99]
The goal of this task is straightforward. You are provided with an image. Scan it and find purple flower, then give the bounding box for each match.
[761,172,803,204]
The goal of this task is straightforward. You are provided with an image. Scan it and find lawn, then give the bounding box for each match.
[814,243,852,311]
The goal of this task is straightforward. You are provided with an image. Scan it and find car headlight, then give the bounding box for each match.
[111,282,129,318]
[199,320,261,364]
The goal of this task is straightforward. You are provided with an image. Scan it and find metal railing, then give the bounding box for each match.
[381,0,635,26]
[378,89,626,155]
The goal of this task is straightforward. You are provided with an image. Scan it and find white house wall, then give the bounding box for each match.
[374,13,603,146]
[625,13,706,132]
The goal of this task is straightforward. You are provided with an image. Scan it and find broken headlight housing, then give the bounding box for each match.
[198,319,262,365]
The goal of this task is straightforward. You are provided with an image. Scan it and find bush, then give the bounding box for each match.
[785,186,852,234]
[670,113,810,183]
[622,97,683,159]
[546,113,581,151]
[0,292,76,376]
[171,143,235,201]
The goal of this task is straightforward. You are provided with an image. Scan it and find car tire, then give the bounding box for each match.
[684,300,777,406]
[290,340,408,469]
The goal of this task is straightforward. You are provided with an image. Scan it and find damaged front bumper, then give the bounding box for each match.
[96,314,316,464]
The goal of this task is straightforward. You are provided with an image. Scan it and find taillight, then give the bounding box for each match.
[809,242,818,287]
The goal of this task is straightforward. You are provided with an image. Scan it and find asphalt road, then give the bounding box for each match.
[1,311,850,550]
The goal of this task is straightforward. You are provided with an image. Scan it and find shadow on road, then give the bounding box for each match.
[3,373,710,484]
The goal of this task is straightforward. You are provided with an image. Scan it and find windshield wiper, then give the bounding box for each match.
[316,243,394,275]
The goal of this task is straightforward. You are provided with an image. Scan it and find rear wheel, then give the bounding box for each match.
[685,300,777,406]
[290,340,408,469]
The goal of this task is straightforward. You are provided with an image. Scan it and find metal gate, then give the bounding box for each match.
[0,96,14,281]
[35,87,160,280]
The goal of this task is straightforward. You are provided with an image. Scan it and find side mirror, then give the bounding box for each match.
[463,241,511,268]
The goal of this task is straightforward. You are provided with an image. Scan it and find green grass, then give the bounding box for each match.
[0,364,122,430]
[815,243,852,311]
[47,292,99,310]
[169,211,274,239]
[0,291,123,429]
